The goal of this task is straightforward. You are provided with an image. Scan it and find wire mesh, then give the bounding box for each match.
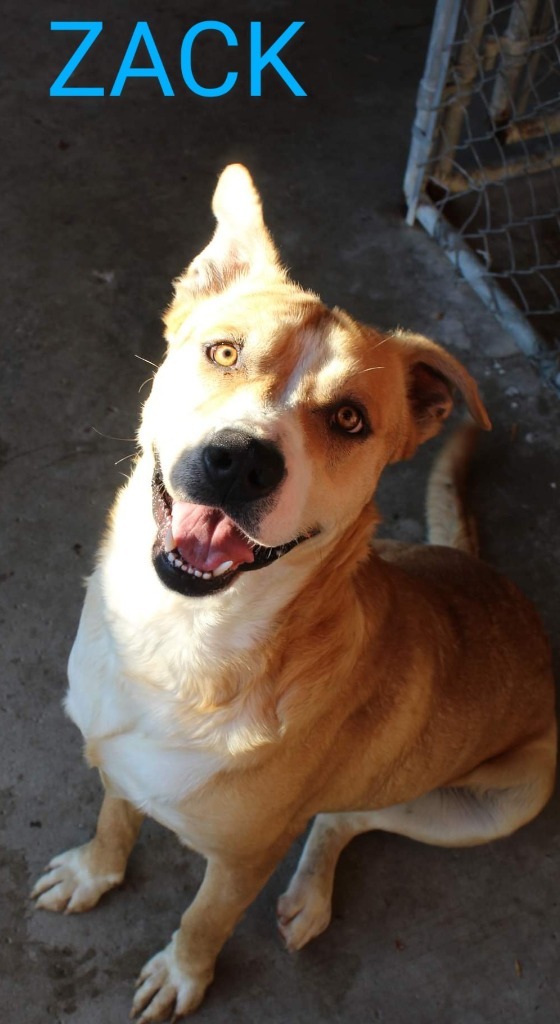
[404,0,560,377]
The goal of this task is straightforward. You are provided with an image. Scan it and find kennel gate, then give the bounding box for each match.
[404,0,560,388]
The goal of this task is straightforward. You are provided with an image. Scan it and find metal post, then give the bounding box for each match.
[436,0,490,178]
[403,0,462,225]
[489,0,542,125]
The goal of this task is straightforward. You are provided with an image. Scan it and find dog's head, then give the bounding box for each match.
[140,165,490,598]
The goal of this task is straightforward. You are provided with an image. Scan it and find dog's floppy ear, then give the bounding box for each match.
[173,164,281,301]
[390,331,491,459]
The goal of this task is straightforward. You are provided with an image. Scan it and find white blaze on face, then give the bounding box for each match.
[252,407,312,547]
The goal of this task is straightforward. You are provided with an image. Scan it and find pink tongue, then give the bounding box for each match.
[170,502,255,573]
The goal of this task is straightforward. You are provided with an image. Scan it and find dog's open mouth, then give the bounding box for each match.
[151,462,316,597]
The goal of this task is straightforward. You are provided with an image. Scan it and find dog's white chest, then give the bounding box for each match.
[65,576,228,838]
[90,731,224,837]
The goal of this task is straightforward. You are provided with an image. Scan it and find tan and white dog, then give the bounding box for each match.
[33,165,556,1022]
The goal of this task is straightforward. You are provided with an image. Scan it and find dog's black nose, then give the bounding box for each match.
[202,429,285,504]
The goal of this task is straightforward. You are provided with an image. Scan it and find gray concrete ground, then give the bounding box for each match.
[1,2,559,1022]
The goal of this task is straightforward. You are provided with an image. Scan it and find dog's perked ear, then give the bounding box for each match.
[389,331,491,460]
[172,164,282,304]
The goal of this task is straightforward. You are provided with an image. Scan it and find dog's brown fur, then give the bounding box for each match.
[33,166,556,1021]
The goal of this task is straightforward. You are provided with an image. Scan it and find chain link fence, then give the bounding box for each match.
[404,0,560,387]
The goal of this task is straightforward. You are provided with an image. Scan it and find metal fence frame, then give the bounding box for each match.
[404,0,560,389]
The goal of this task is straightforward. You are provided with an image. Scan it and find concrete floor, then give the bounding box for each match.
[1,2,559,1022]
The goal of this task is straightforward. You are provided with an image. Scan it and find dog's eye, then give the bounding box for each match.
[331,404,364,435]
[208,342,239,368]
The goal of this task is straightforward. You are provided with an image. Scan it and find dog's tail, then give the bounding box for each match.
[426,422,480,555]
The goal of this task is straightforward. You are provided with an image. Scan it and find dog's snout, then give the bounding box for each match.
[202,429,285,504]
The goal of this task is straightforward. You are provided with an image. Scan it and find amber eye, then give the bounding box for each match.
[208,342,239,368]
[332,404,364,435]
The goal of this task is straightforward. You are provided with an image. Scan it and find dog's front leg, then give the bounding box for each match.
[32,793,143,913]
[131,847,284,1021]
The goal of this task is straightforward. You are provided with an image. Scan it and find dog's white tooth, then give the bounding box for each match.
[181,564,188,572]
[164,524,175,553]
[212,560,234,578]
[202,572,212,580]
[174,558,182,568]
[194,570,202,578]
[167,552,175,564]
[187,566,195,575]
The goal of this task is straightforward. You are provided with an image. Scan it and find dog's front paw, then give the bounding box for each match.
[276,875,332,952]
[31,844,124,913]
[131,935,211,1022]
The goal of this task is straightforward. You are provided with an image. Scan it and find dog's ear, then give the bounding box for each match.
[173,164,281,302]
[390,331,491,459]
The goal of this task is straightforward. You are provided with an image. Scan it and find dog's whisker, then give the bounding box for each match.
[91,426,138,443]
[134,354,159,369]
[139,377,155,394]
[114,452,137,467]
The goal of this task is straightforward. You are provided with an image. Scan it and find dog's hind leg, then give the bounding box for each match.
[32,793,143,913]
[278,732,555,951]
[277,786,534,952]
[277,812,371,951]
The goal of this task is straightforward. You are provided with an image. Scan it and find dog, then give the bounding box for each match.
[32,165,557,1022]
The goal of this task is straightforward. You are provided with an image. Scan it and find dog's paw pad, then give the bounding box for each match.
[31,846,122,914]
[131,940,210,1022]
[277,881,332,952]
